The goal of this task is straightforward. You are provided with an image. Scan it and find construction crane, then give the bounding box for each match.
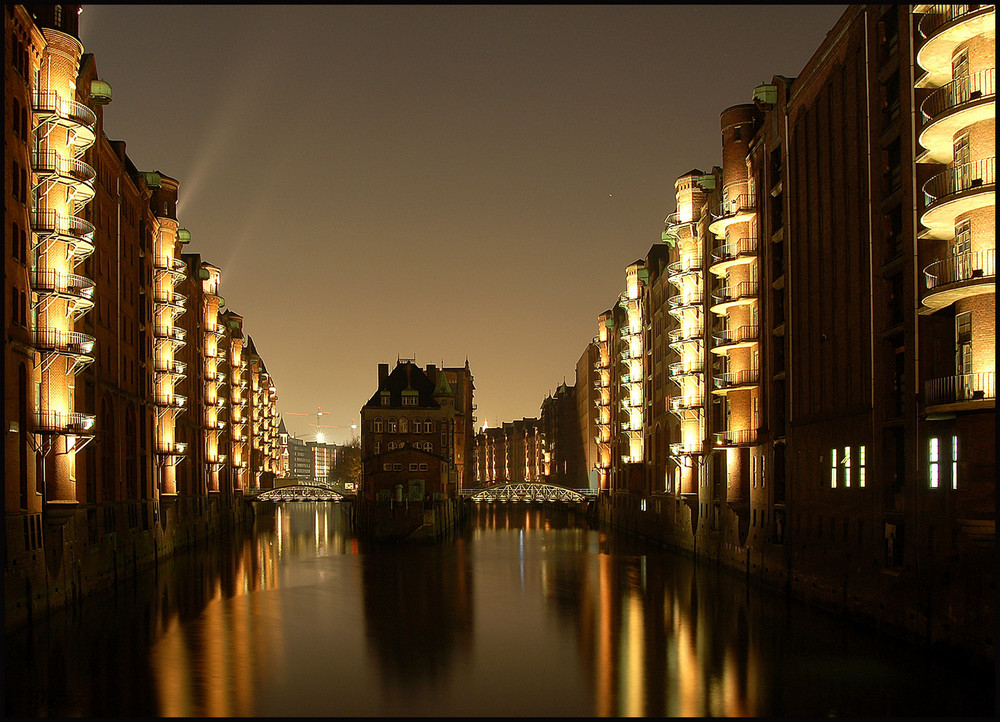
[283,407,357,443]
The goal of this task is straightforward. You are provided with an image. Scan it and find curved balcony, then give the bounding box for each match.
[154,394,187,410]
[669,394,704,413]
[32,328,95,358]
[667,260,702,286]
[30,269,95,316]
[620,396,643,411]
[669,361,704,379]
[708,193,756,236]
[668,291,703,318]
[204,324,225,338]
[712,367,761,394]
[925,371,995,410]
[154,289,187,311]
[156,441,188,456]
[32,90,97,152]
[30,210,96,260]
[33,410,96,435]
[714,428,759,448]
[920,158,995,240]
[917,5,996,87]
[711,325,759,354]
[919,69,995,164]
[670,442,704,457]
[153,324,187,343]
[153,255,188,278]
[669,326,704,350]
[710,281,759,314]
[31,150,96,205]
[710,236,758,275]
[922,249,995,311]
[154,358,187,378]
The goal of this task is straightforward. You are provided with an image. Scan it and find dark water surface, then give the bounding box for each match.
[5,502,994,717]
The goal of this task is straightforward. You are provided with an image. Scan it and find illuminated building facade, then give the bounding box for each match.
[4,3,281,629]
[359,360,469,502]
[589,4,994,656]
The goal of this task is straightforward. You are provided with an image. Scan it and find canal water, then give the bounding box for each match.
[5,502,994,717]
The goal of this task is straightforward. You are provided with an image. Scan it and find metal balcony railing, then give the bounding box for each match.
[715,429,759,446]
[153,324,186,341]
[31,150,96,185]
[669,394,704,412]
[918,4,994,39]
[153,290,187,307]
[669,327,703,344]
[153,255,187,273]
[923,157,995,206]
[714,367,761,389]
[924,249,995,289]
[921,68,995,123]
[669,292,703,309]
[670,442,703,456]
[712,281,759,306]
[32,328,95,356]
[925,371,995,405]
[669,361,704,376]
[32,90,97,132]
[712,193,757,220]
[30,269,95,301]
[713,325,759,347]
[154,358,186,375]
[156,441,188,455]
[33,410,96,434]
[711,236,758,265]
[154,394,187,409]
[30,209,95,243]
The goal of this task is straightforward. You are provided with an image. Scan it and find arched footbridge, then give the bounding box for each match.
[247,484,348,502]
[462,482,594,504]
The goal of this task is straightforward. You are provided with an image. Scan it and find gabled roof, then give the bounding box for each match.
[363,361,440,409]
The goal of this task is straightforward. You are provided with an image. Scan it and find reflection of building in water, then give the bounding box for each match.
[359,540,473,688]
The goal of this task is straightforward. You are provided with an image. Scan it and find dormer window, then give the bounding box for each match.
[402,389,418,406]
[380,390,390,406]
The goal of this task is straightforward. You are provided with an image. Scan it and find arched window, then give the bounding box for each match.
[388,417,398,433]
[399,417,408,434]
[424,419,434,433]
[373,417,383,433]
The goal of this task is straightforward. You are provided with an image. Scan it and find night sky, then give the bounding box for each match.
[78,5,846,443]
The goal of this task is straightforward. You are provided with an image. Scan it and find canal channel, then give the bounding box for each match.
[4,501,994,717]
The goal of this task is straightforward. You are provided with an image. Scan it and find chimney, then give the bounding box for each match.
[378,363,389,387]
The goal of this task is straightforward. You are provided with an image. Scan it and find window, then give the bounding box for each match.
[859,445,866,488]
[392,463,401,472]
[373,442,380,455]
[424,420,434,433]
[419,463,427,471]
[830,448,838,488]
[402,394,418,406]
[952,48,969,82]
[399,417,408,434]
[956,312,972,376]
[409,463,418,472]
[373,417,383,433]
[843,446,852,488]
[380,390,390,406]
[929,437,940,488]
[388,418,398,433]
[951,435,958,490]
[382,462,392,471]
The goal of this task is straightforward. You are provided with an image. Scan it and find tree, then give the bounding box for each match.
[328,437,361,491]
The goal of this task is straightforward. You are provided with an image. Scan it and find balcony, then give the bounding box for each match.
[153,324,187,343]
[668,361,704,378]
[33,410,96,435]
[919,69,995,164]
[713,367,761,394]
[32,90,97,151]
[31,151,96,205]
[154,358,187,377]
[669,394,704,413]
[916,5,996,87]
[714,428,759,447]
[667,259,702,286]
[669,326,704,350]
[30,210,96,259]
[32,328,95,362]
[921,249,995,311]
[712,325,759,353]
[156,441,188,456]
[204,324,225,338]
[668,291,703,318]
[154,289,187,311]
[710,281,759,314]
[670,442,704,457]
[153,255,188,277]
[708,193,756,236]
[709,236,758,275]
[921,158,995,239]
[154,394,187,409]
[30,269,95,317]
[925,371,995,411]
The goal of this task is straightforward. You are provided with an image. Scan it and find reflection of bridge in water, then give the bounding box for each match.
[248,484,348,502]
[461,483,594,504]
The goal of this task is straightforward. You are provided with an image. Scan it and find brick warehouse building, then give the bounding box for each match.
[586,4,993,657]
[4,4,281,630]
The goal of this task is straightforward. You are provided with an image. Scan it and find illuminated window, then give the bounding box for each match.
[392,463,402,472]
[382,462,391,471]
[859,445,866,488]
[399,418,408,433]
[830,448,838,488]
[929,437,940,488]
[843,446,852,488]
[373,442,380,455]
[952,435,958,490]
[388,418,398,433]
[409,463,419,472]
[373,417,383,433]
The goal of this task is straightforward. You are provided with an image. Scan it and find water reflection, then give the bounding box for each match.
[4,503,993,717]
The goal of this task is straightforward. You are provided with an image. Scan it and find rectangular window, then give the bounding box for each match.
[843,446,852,488]
[859,445,866,488]
[952,435,958,490]
[393,463,402,472]
[382,462,391,471]
[419,463,427,471]
[956,312,973,376]
[409,463,418,472]
[929,437,940,488]
[830,448,838,488]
